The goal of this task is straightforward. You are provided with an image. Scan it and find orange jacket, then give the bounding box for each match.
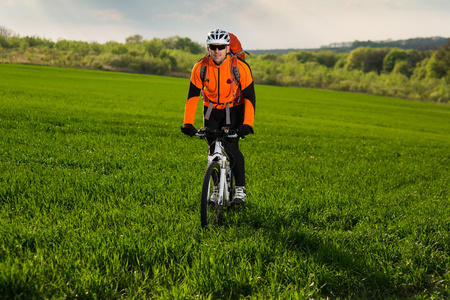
[183,54,256,126]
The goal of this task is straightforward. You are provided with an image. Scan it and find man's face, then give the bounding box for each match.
[208,44,229,65]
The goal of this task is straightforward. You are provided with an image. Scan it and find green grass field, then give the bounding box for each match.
[1,63,449,299]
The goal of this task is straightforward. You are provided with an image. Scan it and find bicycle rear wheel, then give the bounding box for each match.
[201,161,221,227]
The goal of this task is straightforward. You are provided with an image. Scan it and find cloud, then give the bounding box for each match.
[200,0,229,15]
[2,0,16,6]
[88,9,125,22]
[153,12,200,23]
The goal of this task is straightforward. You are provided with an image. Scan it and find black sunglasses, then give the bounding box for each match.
[209,44,227,51]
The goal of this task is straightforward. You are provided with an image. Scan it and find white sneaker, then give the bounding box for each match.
[210,186,219,204]
[232,186,246,205]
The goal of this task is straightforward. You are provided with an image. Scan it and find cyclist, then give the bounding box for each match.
[181,29,256,205]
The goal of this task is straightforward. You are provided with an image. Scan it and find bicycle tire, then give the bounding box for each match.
[201,161,221,227]
[226,165,234,208]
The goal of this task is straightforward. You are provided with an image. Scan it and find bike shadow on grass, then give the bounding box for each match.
[222,202,397,299]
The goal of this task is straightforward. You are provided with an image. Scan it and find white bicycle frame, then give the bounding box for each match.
[208,139,231,207]
[197,129,237,207]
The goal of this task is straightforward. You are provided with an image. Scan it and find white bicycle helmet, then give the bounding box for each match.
[206,29,230,45]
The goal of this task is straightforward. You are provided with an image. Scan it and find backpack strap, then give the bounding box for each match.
[232,50,250,58]
[199,54,210,83]
[204,101,214,121]
[200,55,214,121]
[225,102,231,125]
[204,101,230,125]
[230,55,243,104]
[231,55,240,85]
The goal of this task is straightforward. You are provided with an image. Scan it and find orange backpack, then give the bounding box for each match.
[228,33,248,60]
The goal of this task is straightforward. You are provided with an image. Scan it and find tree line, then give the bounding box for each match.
[327,37,448,51]
[1,26,449,103]
[252,37,448,56]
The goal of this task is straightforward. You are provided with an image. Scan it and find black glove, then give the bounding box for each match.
[238,124,254,138]
[181,124,197,137]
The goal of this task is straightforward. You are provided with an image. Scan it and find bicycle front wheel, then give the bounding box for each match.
[201,161,221,227]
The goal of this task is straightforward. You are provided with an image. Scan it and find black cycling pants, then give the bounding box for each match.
[203,104,246,186]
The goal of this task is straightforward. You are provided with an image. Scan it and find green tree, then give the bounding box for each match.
[411,56,438,80]
[8,36,21,48]
[111,45,128,55]
[292,51,314,63]
[260,53,279,61]
[159,49,178,71]
[383,48,408,73]
[406,50,430,70]
[392,60,410,77]
[334,54,349,69]
[55,39,71,51]
[345,47,370,71]
[89,42,103,55]
[126,34,143,44]
[0,26,13,38]
[71,41,90,56]
[363,48,389,74]
[0,35,8,48]
[175,37,203,54]
[316,51,339,68]
[433,39,450,79]
[145,38,164,57]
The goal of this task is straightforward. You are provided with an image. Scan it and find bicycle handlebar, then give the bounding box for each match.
[195,128,238,139]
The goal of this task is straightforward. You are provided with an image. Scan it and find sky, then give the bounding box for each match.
[1,0,449,50]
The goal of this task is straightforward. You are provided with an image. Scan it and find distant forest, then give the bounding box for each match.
[1,26,449,103]
[251,37,449,55]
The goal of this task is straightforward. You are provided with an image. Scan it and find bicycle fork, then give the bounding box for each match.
[208,141,230,207]
[217,161,229,207]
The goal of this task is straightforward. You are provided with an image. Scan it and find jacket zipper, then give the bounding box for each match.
[217,68,220,104]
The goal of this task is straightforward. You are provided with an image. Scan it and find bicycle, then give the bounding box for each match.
[195,128,241,227]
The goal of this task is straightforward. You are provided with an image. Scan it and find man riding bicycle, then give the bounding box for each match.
[181,29,256,205]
